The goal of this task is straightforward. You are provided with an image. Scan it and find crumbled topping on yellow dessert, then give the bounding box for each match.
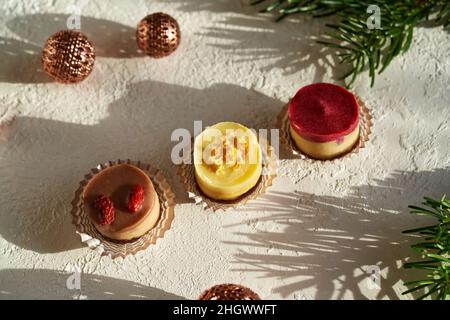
[204,135,249,174]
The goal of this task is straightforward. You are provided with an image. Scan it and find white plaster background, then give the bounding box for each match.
[0,0,449,300]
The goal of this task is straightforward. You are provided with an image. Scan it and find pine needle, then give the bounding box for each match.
[402,195,450,300]
[253,0,450,87]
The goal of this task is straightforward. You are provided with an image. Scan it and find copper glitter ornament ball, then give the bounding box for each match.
[42,30,95,83]
[199,284,261,300]
[136,12,181,58]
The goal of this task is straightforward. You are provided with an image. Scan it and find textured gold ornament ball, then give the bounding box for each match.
[42,30,96,83]
[199,284,261,300]
[136,12,181,58]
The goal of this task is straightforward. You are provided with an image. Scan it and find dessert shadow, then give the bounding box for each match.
[7,13,143,59]
[0,268,185,300]
[0,37,51,84]
[0,80,283,252]
[1,14,144,84]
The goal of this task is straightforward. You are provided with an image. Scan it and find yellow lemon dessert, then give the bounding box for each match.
[194,122,262,201]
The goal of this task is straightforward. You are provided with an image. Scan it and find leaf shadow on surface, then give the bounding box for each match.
[161,0,348,83]
[224,168,450,299]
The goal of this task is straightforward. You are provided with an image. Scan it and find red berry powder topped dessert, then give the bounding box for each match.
[288,83,360,160]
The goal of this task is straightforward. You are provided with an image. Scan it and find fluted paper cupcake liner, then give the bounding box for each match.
[71,159,175,259]
[178,139,278,212]
[276,96,372,161]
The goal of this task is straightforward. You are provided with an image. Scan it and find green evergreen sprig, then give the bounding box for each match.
[402,195,450,300]
[251,0,450,87]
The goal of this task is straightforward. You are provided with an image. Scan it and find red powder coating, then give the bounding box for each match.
[288,83,359,143]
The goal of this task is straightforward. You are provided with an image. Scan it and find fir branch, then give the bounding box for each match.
[402,195,450,300]
[252,0,450,87]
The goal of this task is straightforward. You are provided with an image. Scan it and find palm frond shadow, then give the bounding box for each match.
[224,168,449,299]
[158,0,347,82]
[201,15,345,82]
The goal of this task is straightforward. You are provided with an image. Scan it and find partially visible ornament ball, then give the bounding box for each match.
[199,284,261,300]
[136,12,181,58]
[42,30,95,83]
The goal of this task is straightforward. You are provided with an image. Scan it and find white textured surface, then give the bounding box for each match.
[0,0,449,300]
